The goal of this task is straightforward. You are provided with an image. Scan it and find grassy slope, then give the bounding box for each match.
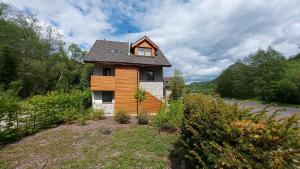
[0,118,178,169]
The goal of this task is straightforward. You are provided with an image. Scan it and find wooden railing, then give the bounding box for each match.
[90,75,115,91]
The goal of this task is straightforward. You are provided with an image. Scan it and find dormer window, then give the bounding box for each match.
[132,36,159,57]
[145,48,151,56]
[137,47,152,56]
[138,48,144,55]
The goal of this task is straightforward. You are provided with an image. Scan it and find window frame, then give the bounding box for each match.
[146,71,154,81]
[103,68,112,76]
[102,91,113,104]
[137,47,152,56]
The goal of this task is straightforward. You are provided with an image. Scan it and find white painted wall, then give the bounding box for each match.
[139,67,164,100]
[92,91,115,115]
[140,82,163,100]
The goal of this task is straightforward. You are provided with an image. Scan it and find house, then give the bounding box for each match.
[84,36,171,115]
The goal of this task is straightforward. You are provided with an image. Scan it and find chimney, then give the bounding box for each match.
[128,31,131,55]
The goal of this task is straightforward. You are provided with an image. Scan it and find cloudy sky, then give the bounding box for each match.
[3,0,300,82]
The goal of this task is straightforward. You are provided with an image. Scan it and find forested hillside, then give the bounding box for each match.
[217,48,300,104]
[186,80,217,94]
[0,3,92,98]
[187,48,300,104]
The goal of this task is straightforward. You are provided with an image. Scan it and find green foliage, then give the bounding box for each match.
[0,3,92,97]
[0,89,21,142]
[217,48,300,104]
[0,90,91,144]
[89,109,105,121]
[135,88,146,103]
[186,80,217,94]
[114,110,131,124]
[153,100,184,131]
[169,69,185,100]
[137,111,149,125]
[174,93,300,168]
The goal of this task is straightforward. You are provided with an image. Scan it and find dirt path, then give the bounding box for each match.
[225,99,300,117]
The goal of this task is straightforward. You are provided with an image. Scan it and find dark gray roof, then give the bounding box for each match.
[84,40,171,67]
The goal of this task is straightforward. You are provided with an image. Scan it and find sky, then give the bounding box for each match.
[3,0,300,82]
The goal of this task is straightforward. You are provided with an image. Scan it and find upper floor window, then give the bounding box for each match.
[147,71,154,81]
[138,48,144,55]
[145,48,151,56]
[137,47,152,56]
[103,68,112,76]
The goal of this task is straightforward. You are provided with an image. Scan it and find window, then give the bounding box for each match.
[147,71,154,81]
[103,92,113,103]
[137,47,152,56]
[103,68,112,76]
[138,48,144,55]
[145,48,151,56]
[93,91,102,100]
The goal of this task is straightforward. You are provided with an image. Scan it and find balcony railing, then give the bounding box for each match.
[91,75,115,91]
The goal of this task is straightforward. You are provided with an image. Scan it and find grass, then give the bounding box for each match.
[0,117,178,169]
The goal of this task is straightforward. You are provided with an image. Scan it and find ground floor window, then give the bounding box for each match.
[103,91,113,103]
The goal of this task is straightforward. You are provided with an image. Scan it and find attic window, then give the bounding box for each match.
[137,47,152,56]
[145,48,151,56]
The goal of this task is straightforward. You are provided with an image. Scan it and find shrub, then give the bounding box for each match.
[114,110,131,124]
[137,111,149,125]
[75,114,88,126]
[0,89,21,143]
[173,93,300,168]
[153,100,184,131]
[90,109,105,121]
[0,89,91,144]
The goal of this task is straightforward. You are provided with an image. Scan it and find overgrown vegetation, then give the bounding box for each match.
[153,100,184,131]
[169,69,185,100]
[0,2,94,144]
[217,48,300,104]
[172,93,300,168]
[0,89,91,144]
[0,3,92,98]
[114,110,131,124]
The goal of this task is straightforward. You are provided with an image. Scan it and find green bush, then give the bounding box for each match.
[137,111,149,125]
[0,89,92,144]
[153,100,184,131]
[90,108,105,121]
[0,89,21,143]
[173,93,300,168]
[114,110,131,124]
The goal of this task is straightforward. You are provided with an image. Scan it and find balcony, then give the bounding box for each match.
[91,75,115,91]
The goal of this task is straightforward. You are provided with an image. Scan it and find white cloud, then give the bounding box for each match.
[3,0,300,82]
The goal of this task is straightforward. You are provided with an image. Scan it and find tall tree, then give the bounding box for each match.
[169,69,185,100]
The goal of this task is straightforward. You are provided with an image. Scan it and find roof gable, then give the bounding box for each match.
[132,36,159,49]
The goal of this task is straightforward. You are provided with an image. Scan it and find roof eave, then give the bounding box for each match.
[84,60,171,67]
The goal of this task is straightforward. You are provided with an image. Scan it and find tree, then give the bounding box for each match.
[135,87,146,113]
[0,46,18,88]
[169,69,185,100]
[68,43,86,63]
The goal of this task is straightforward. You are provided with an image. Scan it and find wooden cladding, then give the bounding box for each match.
[134,40,155,57]
[115,66,138,114]
[140,91,162,113]
[90,75,115,91]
